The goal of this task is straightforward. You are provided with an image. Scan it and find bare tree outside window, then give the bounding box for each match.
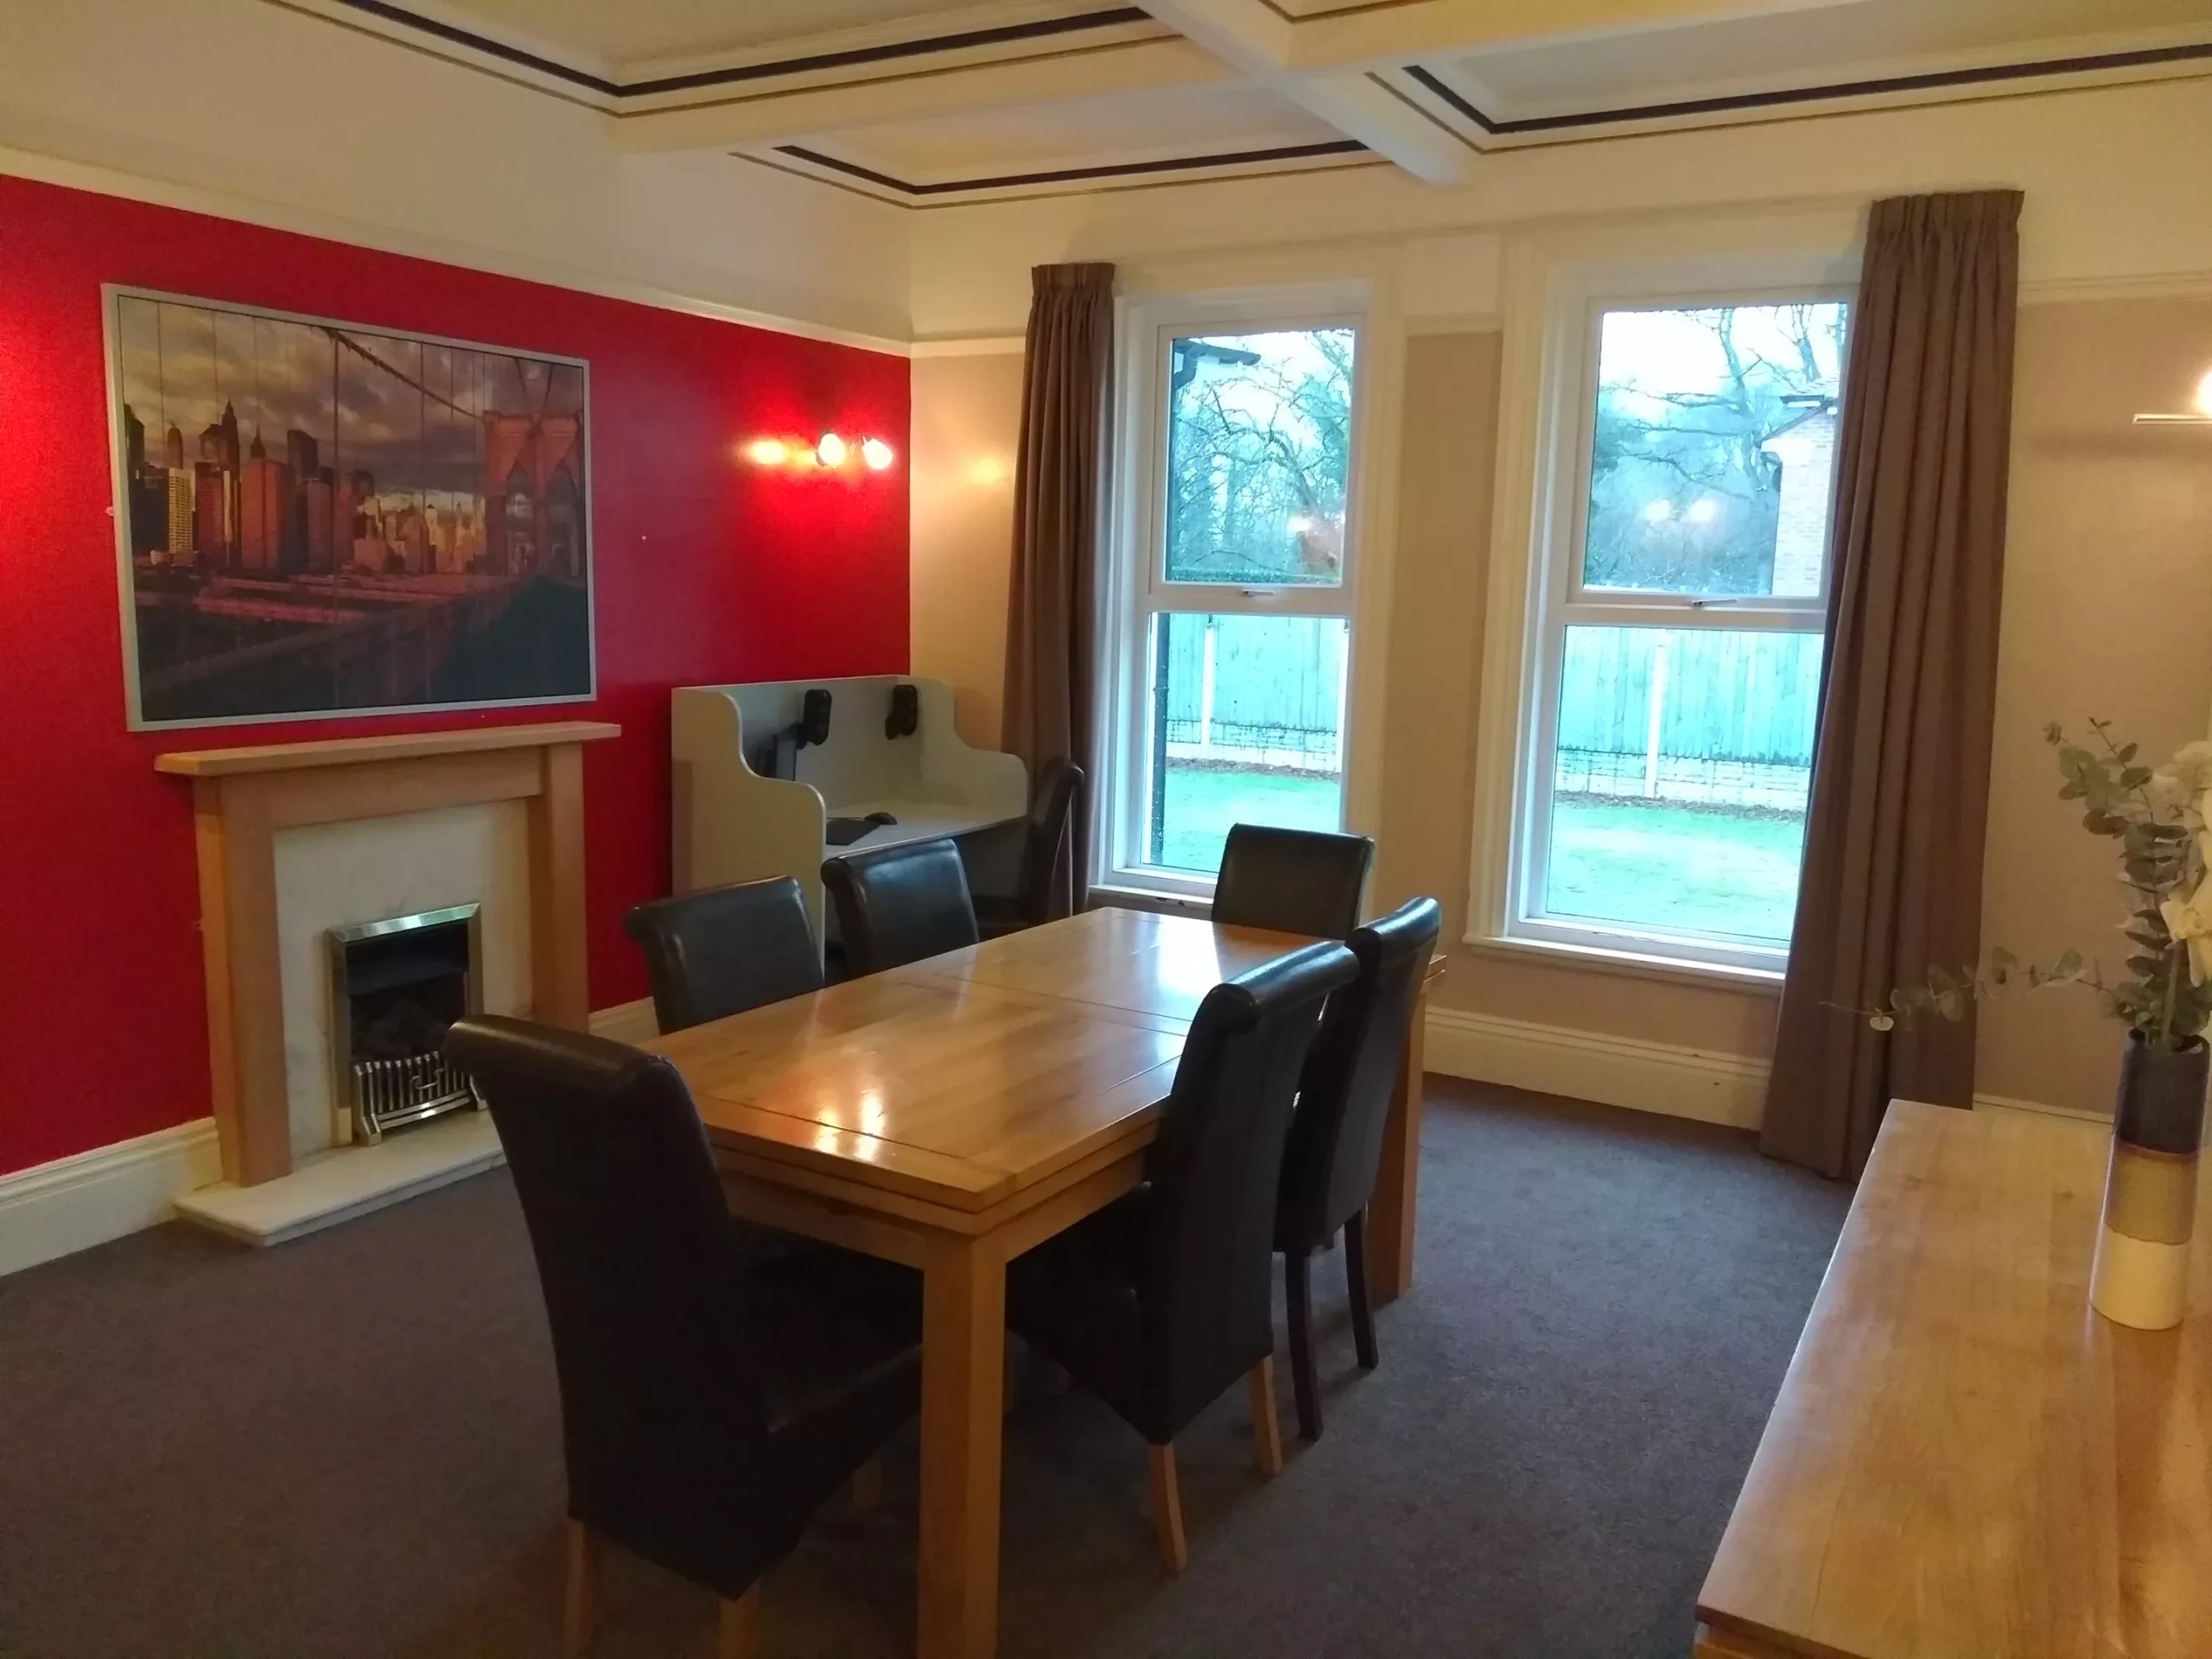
[1164,329,1352,587]
[1584,303,1847,598]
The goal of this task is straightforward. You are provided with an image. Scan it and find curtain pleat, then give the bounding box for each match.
[1760,191,2024,1179]
[1001,262,1114,911]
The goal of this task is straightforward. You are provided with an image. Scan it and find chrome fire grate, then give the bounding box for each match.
[350,1052,481,1145]
[327,903,485,1147]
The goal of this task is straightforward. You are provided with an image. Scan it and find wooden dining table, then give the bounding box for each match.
[1695,1099,2212,1658]
[643,906,1439,1659]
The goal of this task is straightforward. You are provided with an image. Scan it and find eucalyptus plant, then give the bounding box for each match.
[1866,721,2212,1052]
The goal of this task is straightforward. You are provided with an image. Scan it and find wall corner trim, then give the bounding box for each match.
[1425,1005,1769,1129]
[0,1001,659,1278]
[910,334,1028,358]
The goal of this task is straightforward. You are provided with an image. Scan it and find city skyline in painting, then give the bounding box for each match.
[106,288,594,728]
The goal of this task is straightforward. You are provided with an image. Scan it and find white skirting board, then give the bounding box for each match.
[1424,1006,1771,1129]
[0,1001,663,1275]
[0,1118,223,1279]
[1421,1006,2099,1134]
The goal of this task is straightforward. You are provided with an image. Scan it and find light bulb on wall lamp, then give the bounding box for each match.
[1686,496,1721,525]
[743,438,789,467]
[1643,499,1674,524]
[861,437,896,471]
[816,432,849,467]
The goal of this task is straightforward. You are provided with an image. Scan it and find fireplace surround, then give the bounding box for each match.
[156,721,617,1193]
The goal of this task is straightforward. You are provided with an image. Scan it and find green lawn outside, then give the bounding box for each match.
[1544,798,1806,943]
[1156,765,1344,874]
[1158,765,1803,942]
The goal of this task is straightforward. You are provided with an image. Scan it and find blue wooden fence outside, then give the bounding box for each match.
[1161,616,1821,772]
[1556,626,1821,766]
[1163,614,1345,757]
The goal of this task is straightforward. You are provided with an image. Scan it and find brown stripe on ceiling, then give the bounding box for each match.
[1404,39,2212,137]
[742,146,1384,208]
[322,0,1155,98]
[1364,67,1479,150]
[609,38,1188,122]
[774,138,1370,196]
[1254,0,1462,18]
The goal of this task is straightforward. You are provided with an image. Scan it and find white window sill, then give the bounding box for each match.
[1464,929,1786,995]
[1090,883,1214,918]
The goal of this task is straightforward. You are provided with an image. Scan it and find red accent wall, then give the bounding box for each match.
[0,174,911,1177]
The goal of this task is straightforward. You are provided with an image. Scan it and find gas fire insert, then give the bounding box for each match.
[326,904,485,1146]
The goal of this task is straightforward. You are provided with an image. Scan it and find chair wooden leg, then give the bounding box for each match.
[562,1520,595,1657]
[1147,1442,1189,1574]
[849,1454,883,1511]
[1284,1249,1323,1441]
[716,1587,760,1659]
[1344,1210,1380,1372]
[1247,1357,1285,1476]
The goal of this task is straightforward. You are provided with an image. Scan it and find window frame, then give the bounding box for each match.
[1099,287,1373,901]
[1484,256,1857,981]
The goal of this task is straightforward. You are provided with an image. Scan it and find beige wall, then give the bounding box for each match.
[911,299,2212,1116]
[910,352,1025,749]
[1974,298,2212,1112]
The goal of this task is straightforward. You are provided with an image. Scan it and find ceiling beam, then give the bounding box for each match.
[609,36,1230,154]
[1138,0,1469,183]
[1136,0,1865,180]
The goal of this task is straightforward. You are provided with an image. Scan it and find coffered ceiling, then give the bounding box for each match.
[287,0,2212,205]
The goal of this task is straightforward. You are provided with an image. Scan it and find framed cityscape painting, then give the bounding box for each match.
[104,287,595,728]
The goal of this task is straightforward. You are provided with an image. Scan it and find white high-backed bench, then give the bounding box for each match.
[670,676,1028,944]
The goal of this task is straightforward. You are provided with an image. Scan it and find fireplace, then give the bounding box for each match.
[327,904,485,1146]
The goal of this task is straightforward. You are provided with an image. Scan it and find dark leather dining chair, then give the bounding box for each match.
[622,876,823,1034]
[1004,939,1360,1572]
[443,1017,920,1659]
[1211,823,1375,938]
[822,838,979,976]
[976,757,1084,940]
[1273,897,1443,1440]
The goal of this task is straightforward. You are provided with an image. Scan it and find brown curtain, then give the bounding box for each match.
[1761,191,2024,1179]
[1001,262,1115,911]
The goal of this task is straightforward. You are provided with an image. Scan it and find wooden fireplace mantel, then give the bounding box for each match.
[161,720,619,1186]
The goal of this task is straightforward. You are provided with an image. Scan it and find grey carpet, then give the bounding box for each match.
[0,1083,1850,1659]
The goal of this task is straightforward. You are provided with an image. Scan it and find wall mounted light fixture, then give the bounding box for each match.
[742,432,900,471]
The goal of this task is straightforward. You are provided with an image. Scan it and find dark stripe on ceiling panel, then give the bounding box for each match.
[327,1,1154,99]
[775,138,1370,196]
[330,0,616,90]
[1407,41,2212,137]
